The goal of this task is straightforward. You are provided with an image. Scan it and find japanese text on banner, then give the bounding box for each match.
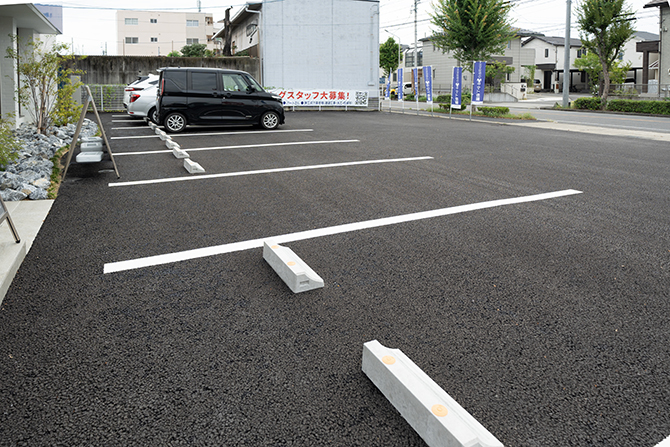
[270,90,369,107]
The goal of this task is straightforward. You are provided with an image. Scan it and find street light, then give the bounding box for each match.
[385,29,401,97]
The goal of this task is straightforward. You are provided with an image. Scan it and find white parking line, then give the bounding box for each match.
[110,129,314,138]
[103,189,582,273]
[655,435,670,447]
[108,156,431,187]
[114,139,359,156]
[112,120,144,123]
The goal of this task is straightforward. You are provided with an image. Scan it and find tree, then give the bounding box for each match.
[167,50,181,57]
[379,37,402,78]
[485,61,514,89]
[430,0,516,72]
[576,0,635,108]
[522,64,536,83]
[5,36,82,134]
[574,51,631,96]
[180,43,208,57]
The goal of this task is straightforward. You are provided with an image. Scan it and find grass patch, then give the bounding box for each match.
[47,144,69,199]
[434,104,536,120]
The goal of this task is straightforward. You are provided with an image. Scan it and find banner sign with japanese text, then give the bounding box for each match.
[423,66,433,103]
[472,61,486,105]
[270,90,369,107]
[451,66,462,109]
[385,77,391,99]
[412,67,418,96]
[397,68,404,101]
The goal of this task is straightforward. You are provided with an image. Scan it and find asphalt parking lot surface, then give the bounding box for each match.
[1,111,669,446]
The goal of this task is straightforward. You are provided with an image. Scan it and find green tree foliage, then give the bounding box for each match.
[379,37,402,77]
[522,64,536,83]
[0,119,20,169]
[180,43,208,57]
[485,61,514,88]
[167,50,181,57]
[574,51,631,96]
[430,0,516,71]
[576,0,636,107]
[5,36,82,133]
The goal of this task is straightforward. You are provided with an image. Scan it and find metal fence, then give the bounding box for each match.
[83,85,126,111]
[607,83,670,100]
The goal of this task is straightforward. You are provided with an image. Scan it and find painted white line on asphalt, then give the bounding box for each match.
[112,119,144,123]
[103,189,582,273]
[655,435,670,447]
[108,156,431,187]
[114,139,360,156]
[110,129,314,139]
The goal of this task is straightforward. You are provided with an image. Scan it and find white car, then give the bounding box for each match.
[127,85,158,123]
[123,74,159,109]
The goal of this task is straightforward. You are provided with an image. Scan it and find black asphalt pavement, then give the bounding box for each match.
[1,111,668,446]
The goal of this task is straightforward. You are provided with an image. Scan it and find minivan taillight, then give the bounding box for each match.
[130,93,141,103]
[160,78,165,96]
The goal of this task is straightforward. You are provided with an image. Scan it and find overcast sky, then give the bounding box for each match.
[0,0,661,55]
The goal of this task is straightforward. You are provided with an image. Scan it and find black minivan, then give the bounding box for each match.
[156,67,285,133]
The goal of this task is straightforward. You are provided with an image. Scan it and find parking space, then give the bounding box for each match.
[1,110,669,445]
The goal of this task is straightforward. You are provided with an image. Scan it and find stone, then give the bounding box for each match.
[0,189,27,201]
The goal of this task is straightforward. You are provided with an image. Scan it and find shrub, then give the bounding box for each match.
[606,99,670,115]
[573,97,603,110]
[478,106,510,117]
[435,92,472,107]
[0,119,20,169]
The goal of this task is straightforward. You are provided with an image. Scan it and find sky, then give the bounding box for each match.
[0,0,662,55]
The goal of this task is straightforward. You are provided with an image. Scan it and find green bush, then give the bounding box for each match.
[435,92,472,107]
[478,106,510,117]
[0,120,20,169]
[573,97,603,110]
[436,94,450,103]
[606,99,670,115]
[404,93,415,101]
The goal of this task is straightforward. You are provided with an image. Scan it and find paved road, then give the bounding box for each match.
[0,111,668,446]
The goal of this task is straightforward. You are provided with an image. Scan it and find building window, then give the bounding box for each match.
[125,18,138,25]
[507,40,512,49]
[125,37,138,44]
[545,48,549,58]
[151,37,158,42]
[150,18,157,24]
[186,38,199,45]
[187,20,199,27]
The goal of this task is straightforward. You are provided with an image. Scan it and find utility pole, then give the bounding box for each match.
[414,0,420,114]
[562,0,572,108]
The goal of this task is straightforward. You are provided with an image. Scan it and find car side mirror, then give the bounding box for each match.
[246,85,256,93]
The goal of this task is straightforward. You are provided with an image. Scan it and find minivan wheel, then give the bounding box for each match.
[164,112,186,133]
[149,107,159,124]
[260,111,280,130]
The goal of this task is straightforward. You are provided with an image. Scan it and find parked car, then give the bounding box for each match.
[533,79,542,92]
[156,67,285,133]
[390,82,414,98]
[127,85,159,123]
[123,74,159,109]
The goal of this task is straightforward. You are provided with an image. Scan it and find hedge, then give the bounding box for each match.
[478,106,510,117]
[573,97,670,115]
[435,92,471,107]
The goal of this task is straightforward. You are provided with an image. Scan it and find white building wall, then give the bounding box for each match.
[116,11,217,56]
[0,16,18,121]
[661,8,670,84]
[261,0,380,97]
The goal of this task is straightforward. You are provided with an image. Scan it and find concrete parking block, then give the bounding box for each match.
[362,340,503,447]
[262,240,324,293]
[173,148,189,159]
[166,140,180,150]
[80,141,103,152]
[76,152,104,163]
[183,158,205,174]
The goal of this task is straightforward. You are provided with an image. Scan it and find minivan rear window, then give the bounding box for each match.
[163,71,187,92]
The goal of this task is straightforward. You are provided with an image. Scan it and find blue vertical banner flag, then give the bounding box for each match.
[385,76,391,99]
[472,61,486,105]
[412,67,419,96]
[451,66,463,109]
[423,66,433,103]
[397,68,404,101]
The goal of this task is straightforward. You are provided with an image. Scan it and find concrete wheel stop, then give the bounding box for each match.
[262,240,324,293]
[362,340,503,447]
